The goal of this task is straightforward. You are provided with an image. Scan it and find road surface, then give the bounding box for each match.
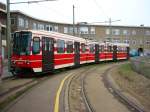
[4,63,131,112]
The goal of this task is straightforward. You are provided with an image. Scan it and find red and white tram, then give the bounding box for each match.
[11,30,129,75]
[113,43,130,60]
[99,42,114,61]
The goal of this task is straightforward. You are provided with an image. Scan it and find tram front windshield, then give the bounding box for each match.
[13,32,31,55]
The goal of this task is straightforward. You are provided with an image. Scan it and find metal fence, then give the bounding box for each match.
[130,56,150,79]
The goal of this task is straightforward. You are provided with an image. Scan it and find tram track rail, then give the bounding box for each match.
[66,66,96,112]
[81,68,95,112]
[0,75,49,98]
[1,62,146,112]
[0,75,51,112]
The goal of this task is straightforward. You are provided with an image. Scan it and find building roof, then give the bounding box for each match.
[10,10,73,26]
[9,10,150,29]
[14,30,86,42]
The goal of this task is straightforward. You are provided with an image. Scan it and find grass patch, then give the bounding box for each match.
[118,63,135,82]
[112,63,150,111]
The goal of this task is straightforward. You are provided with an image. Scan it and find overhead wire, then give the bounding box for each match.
[92,0,109,19]
[10,0,57,4]
[11,0,73,23]
[90,0,110,24]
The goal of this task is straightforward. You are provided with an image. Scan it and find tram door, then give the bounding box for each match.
[74,42,80,67]
[42,37,54,72]
[113,45,117,61]
[127,47,130,59]
[95,44,99,63]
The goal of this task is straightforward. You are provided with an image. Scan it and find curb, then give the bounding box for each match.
[103,66,146,112]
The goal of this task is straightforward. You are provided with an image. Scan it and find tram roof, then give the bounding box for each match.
[15,30,87,42]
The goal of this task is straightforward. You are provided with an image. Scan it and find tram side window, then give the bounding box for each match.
[32,37,40,54]
[49,41,52,51]
[121,47,126,52]
[117,47,122,52]
[89,44,95,53]
[67,41,73,53]
[100,45,104,52]
[107,46,112,52]
[81,43,86,53]
[57,39,65,53]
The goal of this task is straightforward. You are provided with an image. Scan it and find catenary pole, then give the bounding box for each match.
[0,24,2,83]
[73,5,75,36]
[6,0,11,72]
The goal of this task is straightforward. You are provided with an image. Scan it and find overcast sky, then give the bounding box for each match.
[1,0,150,26]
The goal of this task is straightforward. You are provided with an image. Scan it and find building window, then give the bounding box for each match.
[11,18,15,25]
[146,40,150,45]
[139,40,143,45]
[113,38,120,43]
[64,27,68,33]
[145,30,150,36]
[57,39,65,53]
[123,39,129,44]
[46,25,53,31]
[46,25,49,31]
[132,30,136,35]
[105,37,111,42]
[132,40,136,45]
[74,27,77,34]
[54,26,58,32]
[38,24,44,30]
[33,23,37,30]
[112,29,120,35]
[80,27,88,34]
[91,27,95,34]
[123,30,130,35]
[106,29,110,35]
[68,27,73,34]
[25,20,28,29]
[66,41,73,53]
[18,17,24,27]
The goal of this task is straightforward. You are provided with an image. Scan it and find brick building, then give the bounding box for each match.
[10,10,150,51]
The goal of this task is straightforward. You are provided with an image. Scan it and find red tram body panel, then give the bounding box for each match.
[11,30,129,74]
